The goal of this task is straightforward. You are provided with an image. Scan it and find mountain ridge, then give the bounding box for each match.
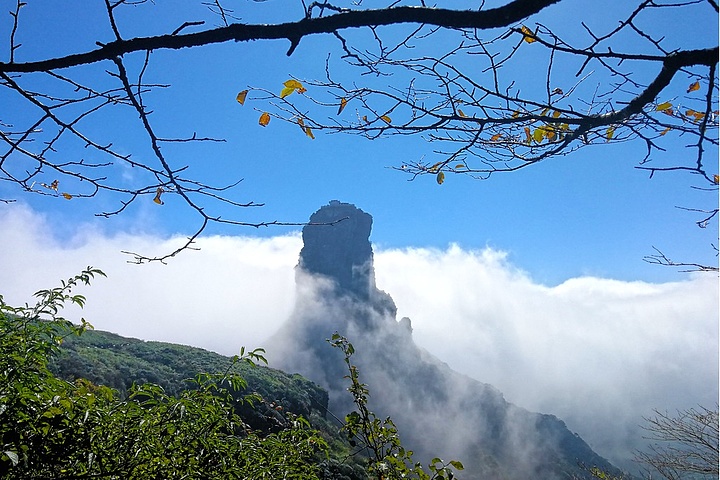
[267,200,631,480]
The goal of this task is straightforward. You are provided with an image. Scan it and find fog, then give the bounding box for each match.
[1,203,717,472]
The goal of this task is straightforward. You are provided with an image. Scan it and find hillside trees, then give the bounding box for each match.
[0,0,717,263]
[0,269,468,479]
[0,268,327,478]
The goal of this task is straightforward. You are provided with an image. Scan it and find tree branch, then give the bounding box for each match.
[0,1,562,73]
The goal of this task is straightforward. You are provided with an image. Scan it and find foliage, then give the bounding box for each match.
[329,333,464,480]
[0,268,327,479]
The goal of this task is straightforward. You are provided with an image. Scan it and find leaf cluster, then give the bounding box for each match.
[0,268,328,479]
[329,333,464,480]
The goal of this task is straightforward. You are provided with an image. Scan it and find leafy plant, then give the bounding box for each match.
[329,333,464,480]
[0,268,327,479]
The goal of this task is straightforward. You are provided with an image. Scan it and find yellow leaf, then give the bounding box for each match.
[280,86,295,99]
[380,115,391,124]
[436,171,445,185]
[606,126,615,141]
[552,110,561,118]
[490,133,502,142]
[62,193,72,200]
[153,187,164,205]
[659,127,671,136]
[532,128,544,143]
[656,101,672,112]
[304,126,315,139]
[512,111,520,118]
[283,79,303,90]
[428,162,442,173]
[687,81,700,93]
[458,109,467,118]
[545,128,556,141]
[455,164,466,170]
[521,26,536,43]
[259,112,271,127]
[338,97,348,115]
[236,90,248,105]
[714,174,719,185]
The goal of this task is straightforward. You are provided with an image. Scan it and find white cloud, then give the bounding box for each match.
[1,204,300,354]
[374,245,718,468]
[1,203,717,470]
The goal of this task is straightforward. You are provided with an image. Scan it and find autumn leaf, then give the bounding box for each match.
[524,126,532,144]
[552,110,561,118]
[380,115,391,124]
[685,109,705,122]
[236,90,248,105]
[532,128,545,143]
[490,133,502,142]
[284,79,303,90]
[659,127,671,136]
[521,25,536,43]
[427,162,442,173]
[512,111,520,118]
[304,126,315,139]
[259,112,271,126]
[687,81,700,93]
[153,187,164,205]
[454,164,466,170]
[656,101,672,111]
[714,174,719,185]
[297,117,305,128]
[49,179,59,191]
[436,171,445,185]
[62,193,72,200]
[606,126,615,141]
[280,86,295,99]
[362,115,368,124]
[338,97,348,115]
[280,79,306,98]
[458,109,467,118]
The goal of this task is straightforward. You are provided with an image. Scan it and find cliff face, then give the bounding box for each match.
[267,201,626,480]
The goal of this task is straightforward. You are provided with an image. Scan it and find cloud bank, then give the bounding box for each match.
[1,203,717,471]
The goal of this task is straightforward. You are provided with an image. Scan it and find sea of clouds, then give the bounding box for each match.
[1,203,717,472]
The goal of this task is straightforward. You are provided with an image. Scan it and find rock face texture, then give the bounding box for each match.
[267,201,625,480]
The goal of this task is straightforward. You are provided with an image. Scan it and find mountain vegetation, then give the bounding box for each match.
[0,267,465,479]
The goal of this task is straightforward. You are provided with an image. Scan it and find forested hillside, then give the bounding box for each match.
[49,327,368,478]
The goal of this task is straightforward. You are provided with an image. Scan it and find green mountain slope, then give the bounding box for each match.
[49,328,367,479]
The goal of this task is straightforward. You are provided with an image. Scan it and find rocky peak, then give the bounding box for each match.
[298,200,376,301]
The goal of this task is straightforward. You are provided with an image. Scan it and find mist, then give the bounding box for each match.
[1,203,717,472]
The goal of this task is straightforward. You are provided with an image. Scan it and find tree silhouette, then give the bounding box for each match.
[1,0,717,264]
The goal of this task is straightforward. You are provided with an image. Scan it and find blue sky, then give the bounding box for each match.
[1,2,718,470]
[1,0,717,284]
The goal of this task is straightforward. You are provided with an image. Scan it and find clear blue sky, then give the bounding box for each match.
[1,0,717,285]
